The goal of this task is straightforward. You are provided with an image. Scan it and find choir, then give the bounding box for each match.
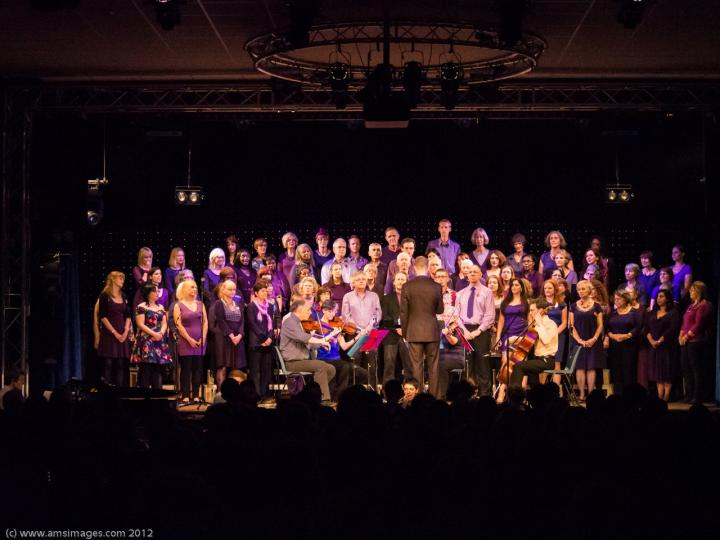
[93,220,714,405]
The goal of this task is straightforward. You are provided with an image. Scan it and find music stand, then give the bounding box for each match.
[347,329,389,392]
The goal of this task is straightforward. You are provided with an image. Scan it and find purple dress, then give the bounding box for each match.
[236,265,257,305]
[570,302,605,370]
[176,300,207,357]
[638,270,660,303]
[540,251,557,279]
[211,300,247,369]
[164,267,182,297]
[646,309,680,383]
[203,269,223,300]
[501,303,528,351]
[672,264,692,293]
[97,293,132,359]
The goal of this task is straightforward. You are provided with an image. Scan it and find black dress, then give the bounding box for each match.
[646,309,680,383]
[211,299,247,369]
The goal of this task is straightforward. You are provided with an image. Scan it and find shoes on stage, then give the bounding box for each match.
[321,400,337,408]
[181,397,190,403]
[193,397,200,403]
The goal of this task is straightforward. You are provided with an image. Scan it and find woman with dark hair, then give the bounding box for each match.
[96,271,132,386]
[323,262,351,309]
[604,288,642,395]
[679,281,713,403]
[638,251,660,303]
[252,237,268,271]
[484,250,506,282]
[499,264,515,292]
[646,289,680,401]
[235,248,257,305]
[225,235,239,271]
[539,230,573,279]
[494,277,529,403]
[164,247,186,298]
[130,283,172,389]
[508,233,528,275]
[581,248,608,289]
[173,279,208,402]
[143,267,169,310]
[649,267,680,310]
[246,281,276,400]
[211,280,246,388]
[671,245,693,301]
[570,280,605,401]
[589,235,612,284]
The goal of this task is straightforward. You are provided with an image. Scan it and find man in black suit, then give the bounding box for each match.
[400,256,444,397]
[380,270,412,384]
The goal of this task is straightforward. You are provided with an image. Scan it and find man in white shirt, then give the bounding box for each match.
[508,298,558,389]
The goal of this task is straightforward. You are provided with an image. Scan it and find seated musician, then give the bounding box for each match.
[315,299,369,398]
[438,318,466,401]
[508,298,559,389]
[279,300,337,404]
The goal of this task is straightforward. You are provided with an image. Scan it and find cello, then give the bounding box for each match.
[497,322,538,385]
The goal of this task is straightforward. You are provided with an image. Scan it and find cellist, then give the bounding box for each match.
[494,278,529,403]
[508,298,558,389]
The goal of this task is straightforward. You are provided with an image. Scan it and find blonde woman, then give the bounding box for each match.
[96,271,132,386]
[210,280,246,387]
[279,231,299,283]
[132,246,153,296]
[569,280,604,401]
[553,249,577,286]
[164,247,186,297]
[174,280,208,402]
[203,247,226,300]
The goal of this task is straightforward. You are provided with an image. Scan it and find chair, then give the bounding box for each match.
[543,344,581,406]
[274,346,313,396]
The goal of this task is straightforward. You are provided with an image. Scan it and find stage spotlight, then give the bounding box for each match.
[440,62,463,110]
[328,62,350,109]
[617,0,646,29]
[605,184,634,204]
[402,61,424,109]
[175,186,203,206]
[87,177,108,227]
[155,0,181,31]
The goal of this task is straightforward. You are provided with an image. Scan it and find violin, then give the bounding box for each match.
[301,316,358,336]
[497,322,539,385]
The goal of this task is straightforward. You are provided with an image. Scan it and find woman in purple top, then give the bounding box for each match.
[235,248,257,305]
[649,267,680,309]
[211,280,247,387]
[278,231,298,283]
[570,280,605,401]
[173,279,208,402]
[671,244,693,301]
[469,227,491,270]
[289,243,318,287]
[96,271,132,387]
[539,230,572,279]
[134,267,168,311]
[638,250,660,303]
[164,247,186,298]
[507,233,528,275]
[603,288,642,395]
[679,281,713,403]
[495,278,529,403]
[203,248,225,303]
[645,289,680,401]
[261,256,290,311]
[246,281,277,399]
[132,246,153,299]
[323,262,351,309]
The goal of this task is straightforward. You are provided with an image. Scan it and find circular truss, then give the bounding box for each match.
[245,21,546,87]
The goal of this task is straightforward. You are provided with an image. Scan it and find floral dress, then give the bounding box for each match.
[130,305,172,365]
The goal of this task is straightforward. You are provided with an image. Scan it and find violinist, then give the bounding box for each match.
[315,299,369,398]
[508,298,558,389]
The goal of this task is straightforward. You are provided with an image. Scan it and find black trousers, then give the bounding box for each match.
[350,350,379,389]
[681,341,706,402]
[465,326,492,396]
[439,352,466,400]
[382,341,412,384]
[323,359,368,399]
[408,341,441,397]
[248,346,274,398]
[608,341,638,395]
[179,355,204,398]
[138,363,164,389]
[100,357,129,387]
[509,356,554,388]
